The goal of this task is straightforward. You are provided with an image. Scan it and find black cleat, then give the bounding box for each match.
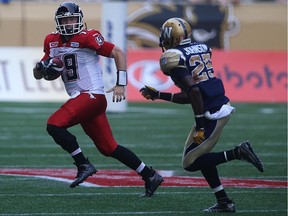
[236,141,264,172]
[203,200,236,213]
[70,160,97,188]
[141,171,164,197]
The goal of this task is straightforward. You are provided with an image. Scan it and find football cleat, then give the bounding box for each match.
[236,141,264,172]
[141,171,164,197]
[203,200,236,213]
[70,160,97,188]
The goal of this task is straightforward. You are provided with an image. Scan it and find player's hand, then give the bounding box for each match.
[139,85,159,100]
[193,128,205,145]
[36,57,54,72]
[35,57,64,80]
[106,85,126,102]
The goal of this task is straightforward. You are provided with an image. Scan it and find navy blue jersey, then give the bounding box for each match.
[160,42,229,112]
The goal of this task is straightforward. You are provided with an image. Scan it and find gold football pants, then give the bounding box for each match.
[182,114,231,169]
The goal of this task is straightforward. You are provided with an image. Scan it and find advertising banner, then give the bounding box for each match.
[0,47,67,102]
[127,49,287,103]
[0,48,286,103]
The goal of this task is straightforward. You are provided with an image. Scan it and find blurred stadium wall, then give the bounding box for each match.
[0,1,286,49]
[0,1,287,105]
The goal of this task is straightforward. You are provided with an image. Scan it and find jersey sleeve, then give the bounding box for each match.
[97,41,115,57]
[160,49,187,75]
[41,34,51,61]
[85,30,115,57]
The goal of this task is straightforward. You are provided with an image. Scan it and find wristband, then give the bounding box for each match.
[116,70,127,86]
[195,115,205,130]
[159,92,173,101]
[170,93,174,102]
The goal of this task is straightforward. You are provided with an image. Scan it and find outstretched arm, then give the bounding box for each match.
[140,85,190,104]
[106,45,127,102]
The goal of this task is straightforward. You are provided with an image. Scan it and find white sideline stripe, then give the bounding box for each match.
[0,174,101,187]
[36,176,100,187]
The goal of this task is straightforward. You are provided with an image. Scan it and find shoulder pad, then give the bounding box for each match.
[160,50,184,75]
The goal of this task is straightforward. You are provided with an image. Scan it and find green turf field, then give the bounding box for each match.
[0,102,287,215]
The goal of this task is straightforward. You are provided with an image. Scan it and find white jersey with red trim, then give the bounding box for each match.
[42,29,115,96]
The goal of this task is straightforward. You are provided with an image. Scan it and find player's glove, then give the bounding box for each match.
[35,57,63,79]
[193,128,205,145]
[139,85,159,100]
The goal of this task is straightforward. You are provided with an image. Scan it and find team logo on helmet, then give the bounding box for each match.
[162,27,173,39]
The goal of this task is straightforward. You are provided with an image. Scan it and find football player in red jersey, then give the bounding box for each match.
[33,2,163,196]
[140,18,264,211]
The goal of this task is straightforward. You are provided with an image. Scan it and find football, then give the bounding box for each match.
[52,57,64,69]
[43,57,64,81]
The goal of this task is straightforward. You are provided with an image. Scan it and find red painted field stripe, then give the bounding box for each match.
[0,168,286,188]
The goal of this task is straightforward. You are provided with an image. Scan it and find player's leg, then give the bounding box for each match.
[81,96,163,196]
[187,154,235,212]
[111,145,164,197]
[182,115,230,168]
[201,166,235,212]
[189,145,262,212]
[183,116,263,211]
[182,115,236,212]
[46,93,102,187]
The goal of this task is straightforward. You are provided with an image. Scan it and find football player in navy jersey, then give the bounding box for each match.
[33,2,163,196]
[140,18,264,212]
